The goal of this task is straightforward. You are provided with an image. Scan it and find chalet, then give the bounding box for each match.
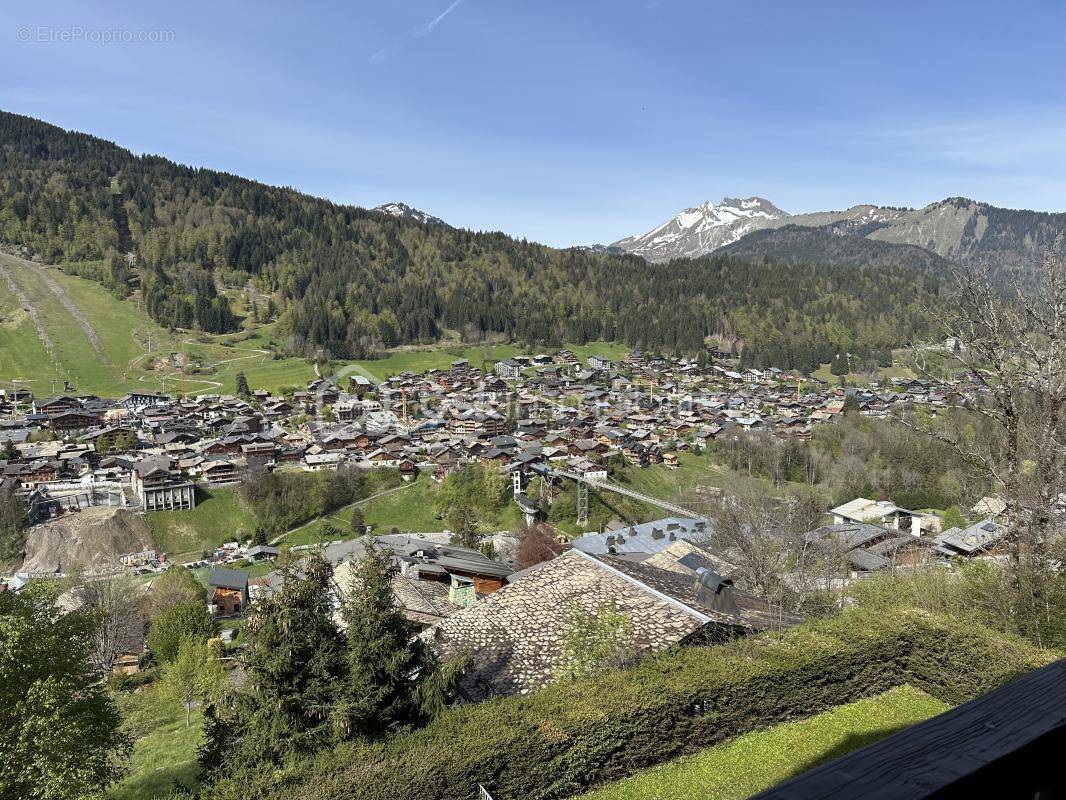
[806,522,926,574]
[830,497,922,536]
[209,568,250,615]
[201,459,239,485]
[120,391,171,412]
[83,425,138,452]
[47,410,100,433]
[933,519,1009,559]
[32,396,82,415]
[240,440,276,461]
[305,452,346,471]
[3,388,32,406]
[568,438,606,457]
[558,349,580,366]
[393,540,513,595]
[247,545,280,562]
[365,448,399,466]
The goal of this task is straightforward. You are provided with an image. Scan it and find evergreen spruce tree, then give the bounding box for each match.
[235,371,250,399]
[830,351,849,376]
[201,553,347,769]
[337,539,457,737]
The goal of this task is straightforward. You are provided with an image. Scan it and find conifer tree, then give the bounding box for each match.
[202,553,347,768]
[337,540,458,737]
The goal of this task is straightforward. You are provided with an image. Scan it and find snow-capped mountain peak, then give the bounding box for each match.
[611,196,789,261]
[373,201,449,227]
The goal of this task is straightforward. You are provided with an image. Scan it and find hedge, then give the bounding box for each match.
[204,609,1059,800]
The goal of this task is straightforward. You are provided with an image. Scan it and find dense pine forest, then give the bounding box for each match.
[0,111,940,370]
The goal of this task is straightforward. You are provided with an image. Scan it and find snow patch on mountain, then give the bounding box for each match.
[374,201,449,227]
[611,197,790,262]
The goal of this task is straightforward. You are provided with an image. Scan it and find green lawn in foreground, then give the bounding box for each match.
[110,684,203,800]
[146,486,258,560]
[578,685,949,800]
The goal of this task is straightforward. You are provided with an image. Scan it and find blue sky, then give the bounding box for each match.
[3,0,1066,246]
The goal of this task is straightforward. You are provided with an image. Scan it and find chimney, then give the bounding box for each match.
[694,567,739,616]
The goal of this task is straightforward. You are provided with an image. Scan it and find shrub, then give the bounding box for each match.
[202,609,1057,800]
[147,600,217,665]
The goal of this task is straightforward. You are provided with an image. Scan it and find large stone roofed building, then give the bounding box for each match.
[805,521,927,573]
[333,560,457,630]
[428,541,796,702]
[390,539,514,595]
[314,534,515,629]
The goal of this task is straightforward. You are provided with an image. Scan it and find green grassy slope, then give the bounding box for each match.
[110,684,203,800]
[145,487,258,560]
[0,253,318,396]
[578,685,949,800]
[0,252,632,396]
[0,282,57,384]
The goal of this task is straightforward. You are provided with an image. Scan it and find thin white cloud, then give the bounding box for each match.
[370,0,466,63]
[868,108,1066,168]
[369,44,397,65]
[415,0,465,38]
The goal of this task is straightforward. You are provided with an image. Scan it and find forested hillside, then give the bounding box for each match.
[717,225,950,271]
[0,111,938,368]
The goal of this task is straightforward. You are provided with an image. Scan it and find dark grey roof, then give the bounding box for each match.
[247,545,280,558]
[209,567,249,591]
[934,518,1007,555]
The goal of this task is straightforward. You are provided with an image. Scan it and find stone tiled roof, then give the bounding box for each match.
[596,550,798,631]
[427,545,796,702]
[332,559,458,627]
[428,549,707,701]
[643,539,736,576]
[389,573,455,625]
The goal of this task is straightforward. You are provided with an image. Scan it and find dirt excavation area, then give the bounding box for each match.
[21,507,156,574]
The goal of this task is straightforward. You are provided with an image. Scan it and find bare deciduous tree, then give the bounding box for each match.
[515,522,566,571]
[708,491,843,613]
[901,246,1066,645]
[75,571,145,676]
